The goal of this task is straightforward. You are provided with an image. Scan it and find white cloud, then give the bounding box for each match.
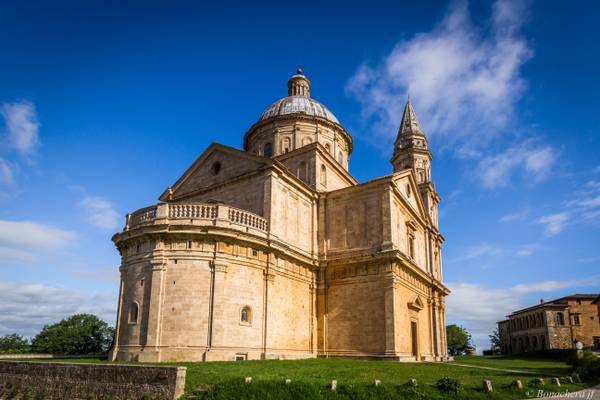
[0,282,116,337]
[536,212,569,237]
[584,180,600,191]
[478,143,556,189]
[0,101,40,157]
[515,243,538,257]
[447,276,599,351]
[78,195,121,230]
[567,194,600,209]
[0,158,14,187]
[449,242,536,263]
[0,246,36,263]
[499,208,529,223]
[577,256,600,264]
[0,220,75,249]
[346,0,531,152]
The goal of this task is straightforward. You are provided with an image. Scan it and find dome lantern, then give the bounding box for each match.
[287,67,311,97]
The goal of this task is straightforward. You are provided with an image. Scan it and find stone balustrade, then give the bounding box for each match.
[125,203,269,233]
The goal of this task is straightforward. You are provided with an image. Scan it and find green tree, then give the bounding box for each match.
[489,329,501,352]
[31,314,114,355]
[446,324,472,356]
[0,333,30,354]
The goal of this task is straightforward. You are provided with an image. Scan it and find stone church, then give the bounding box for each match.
[109,69,450,362]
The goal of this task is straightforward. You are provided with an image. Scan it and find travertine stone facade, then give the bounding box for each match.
[110,69,450,362]
[498,294,600,353]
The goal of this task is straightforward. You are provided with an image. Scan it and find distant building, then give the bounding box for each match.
[498,294,600,354]
[109,69,450,362]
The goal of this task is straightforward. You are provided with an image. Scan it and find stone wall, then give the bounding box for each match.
[0,361,186,400]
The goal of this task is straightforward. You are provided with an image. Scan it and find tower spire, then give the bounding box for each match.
[391,99,432,183]
[397,98,425,139]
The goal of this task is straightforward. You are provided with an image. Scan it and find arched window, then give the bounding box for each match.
[282,137,291,153]
[556,312,564,326]
[240,306,252,325]
[263,143,273,157]
[129,302,139,324]
[540,336,546,350]
[324,143,331,154]
[320,165,327,187]
[337,151,343,165]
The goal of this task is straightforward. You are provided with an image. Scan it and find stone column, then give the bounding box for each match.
[316,268,328,356]
[207,259,228,353]
[261,253,275,359]
[141,258,166,361]
[431,293,440,358]
[380,189,394,251]
[440,300,448,357]
[383,264,398,357]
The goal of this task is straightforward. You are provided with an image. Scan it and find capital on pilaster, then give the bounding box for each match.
[212,260,228,273]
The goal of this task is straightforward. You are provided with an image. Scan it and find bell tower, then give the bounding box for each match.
[391,99,440,232]
[391,99,432,183]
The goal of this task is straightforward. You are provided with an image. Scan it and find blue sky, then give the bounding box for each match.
[0,0,599,351]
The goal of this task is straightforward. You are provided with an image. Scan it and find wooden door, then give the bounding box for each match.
[411,321,418,359]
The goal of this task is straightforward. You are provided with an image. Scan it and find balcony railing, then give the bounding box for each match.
[125,203,268,233]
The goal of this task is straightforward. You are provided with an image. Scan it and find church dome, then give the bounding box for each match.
[257,68,340,125]
[259,96,340,124]
[244,68,352,164]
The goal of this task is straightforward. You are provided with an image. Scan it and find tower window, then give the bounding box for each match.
[320,165,327,187]
[573,315,581,325]
[263,143,273,157]
[187,240,192,249]
[240,306,252,325]
[408,235,415,259]
[337,151,343,164]
[129,302,139,324]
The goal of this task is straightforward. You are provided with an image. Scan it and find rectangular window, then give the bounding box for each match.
[573,315,581,325]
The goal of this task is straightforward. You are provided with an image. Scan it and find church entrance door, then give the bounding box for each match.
[411,321,418,359]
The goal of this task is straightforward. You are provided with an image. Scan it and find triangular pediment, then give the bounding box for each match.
[408,295,425,311]
[159,143,272,201]
[391,170,428,221]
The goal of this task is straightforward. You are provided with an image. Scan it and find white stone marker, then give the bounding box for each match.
[409,378,417,386]
[331,380,337,391]
[285,379,291,385]
[553,377,561,387]
[514,380,523,389]
[245,377,252,384]
[483,380,493,392]
[374,380,381,387]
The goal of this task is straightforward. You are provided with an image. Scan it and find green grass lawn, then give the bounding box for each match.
[17,355,597,399]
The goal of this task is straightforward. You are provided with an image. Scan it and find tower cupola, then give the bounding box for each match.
[287,67,311,97]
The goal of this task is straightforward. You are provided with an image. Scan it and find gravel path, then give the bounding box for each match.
[450,362,540,375]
